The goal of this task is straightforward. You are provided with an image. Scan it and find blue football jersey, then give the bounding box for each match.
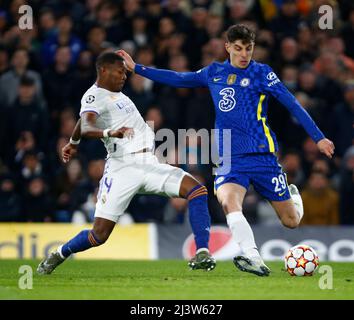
[135,60,324,158]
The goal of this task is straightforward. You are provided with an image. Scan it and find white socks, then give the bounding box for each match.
[289,185,304,221]
[196,248,209,254]
[57,245,66,259]
[226,211,261,259]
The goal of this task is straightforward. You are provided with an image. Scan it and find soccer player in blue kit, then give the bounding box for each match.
[118,24,335,276]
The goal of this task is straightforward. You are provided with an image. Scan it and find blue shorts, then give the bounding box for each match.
[214,153,291,202]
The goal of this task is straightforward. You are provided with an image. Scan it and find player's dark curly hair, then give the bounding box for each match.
[96,51,124,72]
[226,24,256,44]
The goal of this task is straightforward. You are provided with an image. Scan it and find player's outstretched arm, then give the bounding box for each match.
[262,67,335,159]
[117,49,208,88]
[81,111,134,139]
[274,91,335,159]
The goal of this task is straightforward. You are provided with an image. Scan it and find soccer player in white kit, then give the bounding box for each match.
[37,52,216,274]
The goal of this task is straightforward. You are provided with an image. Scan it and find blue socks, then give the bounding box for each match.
[186,185,211,251]
[60,230,103,258]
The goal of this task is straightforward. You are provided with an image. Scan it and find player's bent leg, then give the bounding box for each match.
[216,182,246,213]
[270,199,300,229]
[179,174,216,271]
[37,218,115,275]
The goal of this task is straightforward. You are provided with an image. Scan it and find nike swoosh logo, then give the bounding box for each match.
[278,191,286,197]
[213,77,222,82]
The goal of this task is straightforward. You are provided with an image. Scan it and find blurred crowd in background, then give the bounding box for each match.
[0,0,353,226]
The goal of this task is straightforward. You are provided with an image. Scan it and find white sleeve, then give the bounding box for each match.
[79,92,105,116]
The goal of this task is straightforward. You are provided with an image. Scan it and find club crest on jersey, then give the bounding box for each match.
[240,78,250,87]
[227,74,237,85]
[86,95,95,103]
[215,176,225,184]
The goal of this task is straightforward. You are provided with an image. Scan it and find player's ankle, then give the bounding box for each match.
[244,247,261,260]
[57,245,68,259]
[196,248,209,254]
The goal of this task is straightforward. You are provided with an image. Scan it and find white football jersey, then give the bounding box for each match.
[80,84,155,157]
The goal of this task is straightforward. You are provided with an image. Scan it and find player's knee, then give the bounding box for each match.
[281,215,299,229]
[220,197,242,214]
[186,184,208,200]
[91,228,110,244]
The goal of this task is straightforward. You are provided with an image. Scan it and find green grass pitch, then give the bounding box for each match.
[0,260,353,300]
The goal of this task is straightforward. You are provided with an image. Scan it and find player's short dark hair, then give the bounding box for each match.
[226,24,256,44]
[95,51,124,72]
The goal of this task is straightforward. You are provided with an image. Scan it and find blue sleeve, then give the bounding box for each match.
[261,65,325,143]
[134,64,209,88]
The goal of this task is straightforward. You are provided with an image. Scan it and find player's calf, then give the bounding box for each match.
[271,191,303,229]
[280,213,299,229]
[180,175,216,270]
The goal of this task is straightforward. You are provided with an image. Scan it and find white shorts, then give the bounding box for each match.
[95,152,188,222]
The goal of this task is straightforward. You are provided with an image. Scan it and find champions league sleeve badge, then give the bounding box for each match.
[86,95,95,104]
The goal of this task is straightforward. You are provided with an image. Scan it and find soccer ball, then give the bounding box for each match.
[284,244,319,276]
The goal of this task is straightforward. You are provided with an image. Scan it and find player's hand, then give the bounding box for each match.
[62,142,78,163]
[109,127,134,139]
[317,138,335,159]
[116,50,135,72]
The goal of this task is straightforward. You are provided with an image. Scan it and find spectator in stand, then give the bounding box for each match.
[281,65,298,93]
[124,73,155,115]
[72,50,96,108]
[161,0,191,33]
[339,146,354,225]
[0,173,22,222]
[269,0,302,40]
[86,25,113,58]
[96,0,124,44]
[301,137,321,178]
[10,131,36,171]
[42,46,76,121]
[185,6,208,67]
[41,14,84,67]
[297,22,317,62]
[331,81,354,157]
[38,8,57,41]
[0,48,45,110]
[53,158,85,222]
[205,14,224,40]
[301,171,339,225]
[135,46,155,91]
[0,47,9,76]
[276,37,302,70]
[23,176,54,222]
[280,150,306,188]
[340,7,354,59]
[7,75,48,152]
[319,36,354,74]
[130,12,152,48]
[154,17,176,67]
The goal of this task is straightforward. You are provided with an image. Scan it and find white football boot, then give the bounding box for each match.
[37,251,66,275]
[233,255,271,277]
